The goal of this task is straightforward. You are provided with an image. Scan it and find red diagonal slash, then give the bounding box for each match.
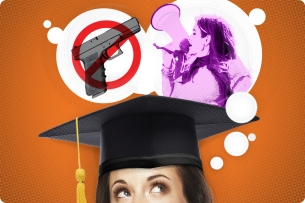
[72,20,141,89]
[84,38,128,76]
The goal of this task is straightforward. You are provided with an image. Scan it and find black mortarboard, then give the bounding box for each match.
[39,95,259,176]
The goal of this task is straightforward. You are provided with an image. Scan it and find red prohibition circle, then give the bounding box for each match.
[72,20,141,89]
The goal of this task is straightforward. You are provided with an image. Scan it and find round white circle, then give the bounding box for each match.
[47,27,64,44]
[224,131,249,156]
[43,20,51,28]
[210,157,224,170]
[226,92,258,123]
[249,8,266,25]
[56,8,155,103]
[248,133,256,141]
[148,0,263,94]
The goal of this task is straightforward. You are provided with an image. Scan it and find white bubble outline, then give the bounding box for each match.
[210,156,224,170]
[248,133,256,141]
[249,8,266,25]
[55,0,262,103]
[56,9,157,103]
[147,0,263,94]
[43,20,51,28]
[225,92,258,123]
[224,131,249,156]
[47,27,64,44]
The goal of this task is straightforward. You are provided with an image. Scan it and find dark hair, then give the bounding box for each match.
[96,165,213,203]
[197,17,236,62]
[181,17,235,107]
[175,165,213,203]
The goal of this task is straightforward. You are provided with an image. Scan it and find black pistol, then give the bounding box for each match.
[72,18,141,98]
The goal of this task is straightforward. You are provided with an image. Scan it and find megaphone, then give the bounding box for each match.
[151,4,188,49]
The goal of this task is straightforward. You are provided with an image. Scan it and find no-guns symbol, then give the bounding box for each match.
[72,20,141,93]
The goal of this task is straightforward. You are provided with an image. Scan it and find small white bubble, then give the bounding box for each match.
[249,8,266,25]
[226,92,257,123]
[43,20,51,28]
[137,78,154,95]
[248,133,256,141]
[224,132,249,156]
[47,27,64,44]
[210,157,224,170]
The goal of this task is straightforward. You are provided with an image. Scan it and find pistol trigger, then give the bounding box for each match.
[108,45,123,60]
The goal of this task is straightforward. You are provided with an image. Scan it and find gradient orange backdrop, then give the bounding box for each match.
[1,0,304,202]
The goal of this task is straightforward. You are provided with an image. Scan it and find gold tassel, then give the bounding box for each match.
[76,168,87,203]
[75,118,87,203]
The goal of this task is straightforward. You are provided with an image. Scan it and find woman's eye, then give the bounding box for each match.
[151,185,166,193]
[117,190,131,198]
[193,33,196,35]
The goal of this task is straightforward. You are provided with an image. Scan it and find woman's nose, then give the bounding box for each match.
[132,194,150,203]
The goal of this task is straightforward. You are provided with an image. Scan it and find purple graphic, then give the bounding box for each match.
[151,4,252,107]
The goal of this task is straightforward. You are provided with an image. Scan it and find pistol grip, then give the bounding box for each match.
[82,53,107,98]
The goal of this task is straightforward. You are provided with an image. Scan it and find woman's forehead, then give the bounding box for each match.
[193,23,200,31]
[109,166,178,180]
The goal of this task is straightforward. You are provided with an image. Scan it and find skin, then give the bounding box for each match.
[109,166,188,203]
[161,19,252,100]
[187,23,211,57]
[162,23,211,75]
[188,23,252,93]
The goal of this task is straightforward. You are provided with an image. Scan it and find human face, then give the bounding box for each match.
[109,166,187,203]
[188,23,209,55]
[179,38,191,54]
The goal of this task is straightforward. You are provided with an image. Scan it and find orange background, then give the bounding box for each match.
[0,0,304,202]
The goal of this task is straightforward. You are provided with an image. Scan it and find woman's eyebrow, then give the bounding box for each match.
[111,179,127,189]
[147,174,170,182]
[193,29,196,32]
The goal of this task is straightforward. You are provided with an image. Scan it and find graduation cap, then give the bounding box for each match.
[39,95,259,202]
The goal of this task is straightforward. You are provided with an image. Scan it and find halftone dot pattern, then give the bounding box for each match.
[200,1,305,202]
[1,0,305,203]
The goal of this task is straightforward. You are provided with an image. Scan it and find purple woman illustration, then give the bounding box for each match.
[151,4,252,107]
